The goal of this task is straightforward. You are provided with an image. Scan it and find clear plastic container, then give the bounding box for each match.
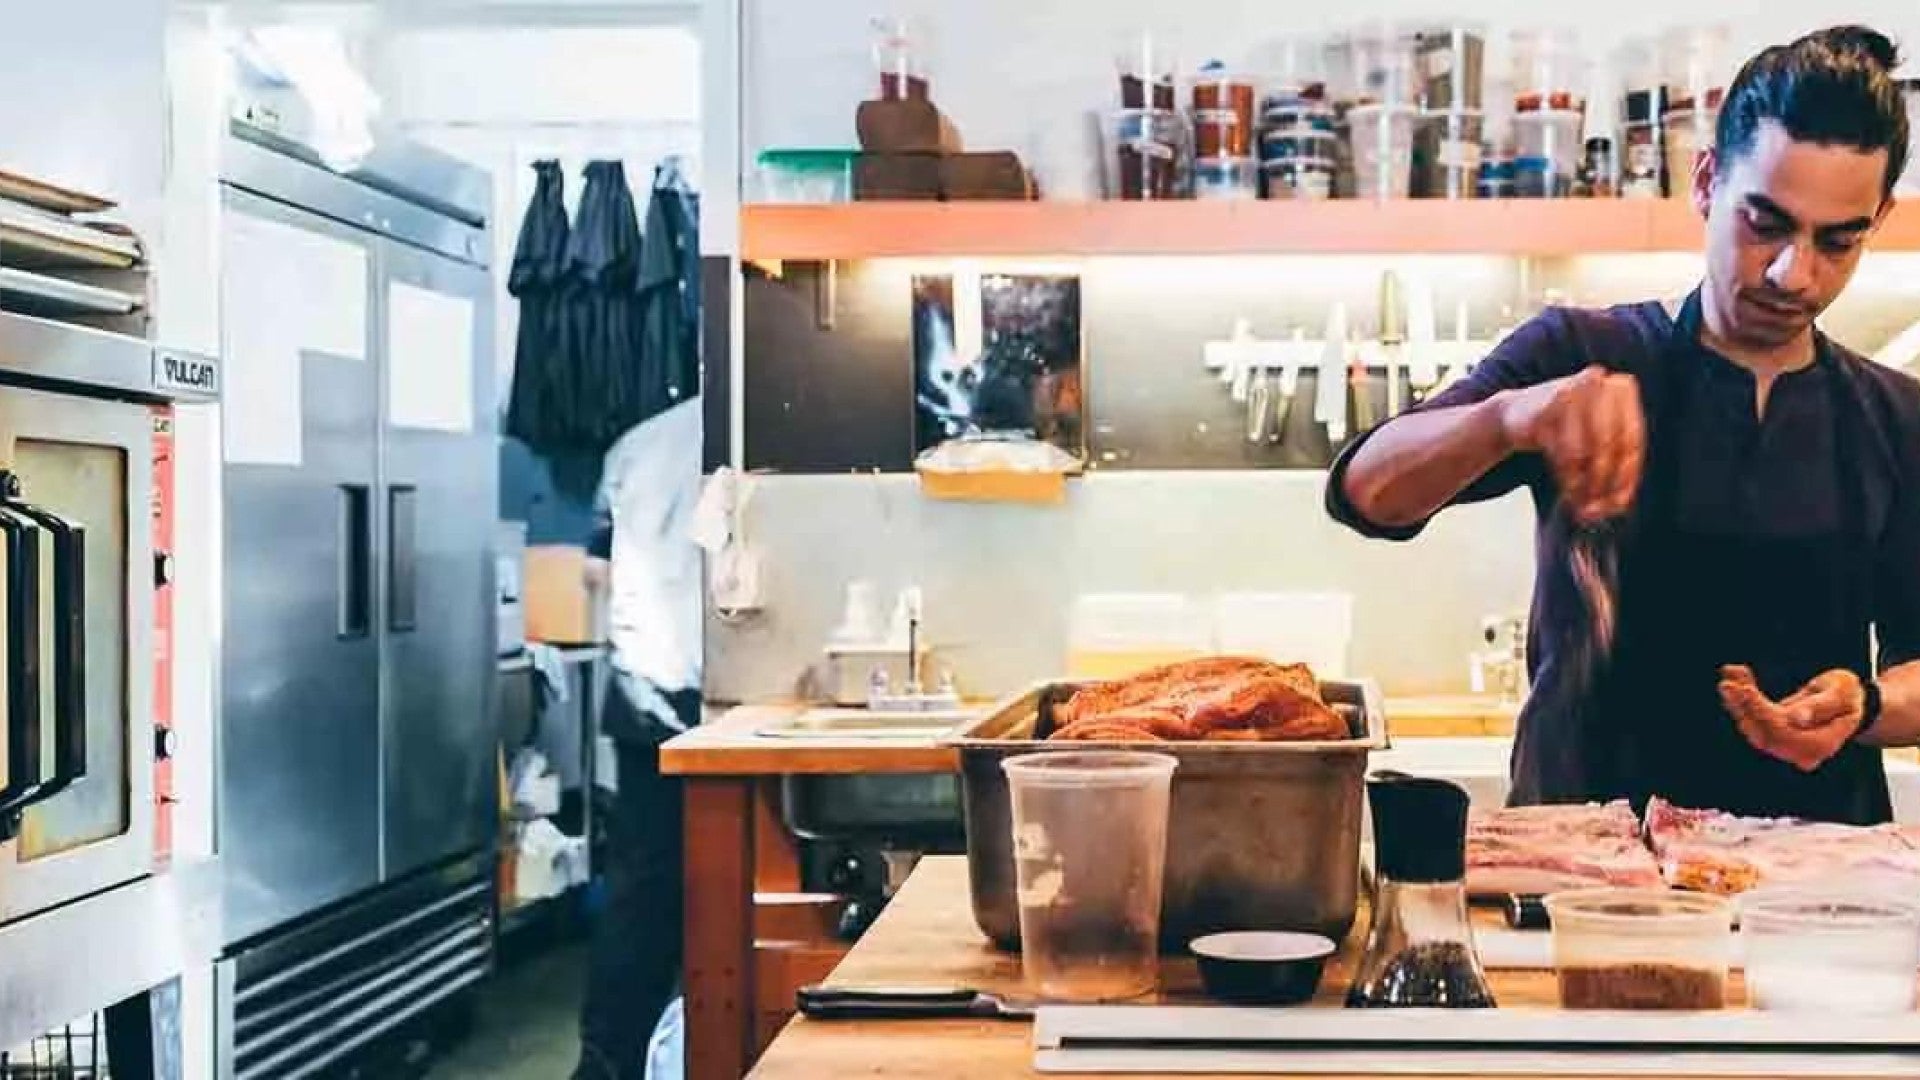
[1102,109,1189,201]
[1117,31,1180,110]
[1067,593,1208,677]
[1257,35,1331,104]
[871,16,928,102]
[1262,100,1338,133]
[1260,127,1340,162]
[1413,25,1486,111]
[1263,156,1335,200]
[754,149,857,203]
[1513,109,1583,196]
[1511,28,1586,113]
[1741,889,1920,1014]
[1663,107,1716,190]
[1545,888,1733,1010]
[1192,60,1257,158]
[1193,156,1259,201]
[1328,27,1417,107]
[1415,109,1485,198]
[1662,25,1730,112]
[1004,751,1178,1002]
[1348,103,1418,199]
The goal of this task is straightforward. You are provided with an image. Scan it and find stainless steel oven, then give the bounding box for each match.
[0,308,219,1051]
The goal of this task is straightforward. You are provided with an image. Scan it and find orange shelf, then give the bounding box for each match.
[742,198,1920,260]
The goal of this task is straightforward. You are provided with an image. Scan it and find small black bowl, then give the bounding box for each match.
[1190,931,1337,1005]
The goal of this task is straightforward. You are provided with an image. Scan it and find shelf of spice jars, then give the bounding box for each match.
[742,198,1920,260]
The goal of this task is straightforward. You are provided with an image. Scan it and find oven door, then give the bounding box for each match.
[0,385,154,923]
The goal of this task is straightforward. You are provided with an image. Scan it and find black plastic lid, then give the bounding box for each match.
[1366,771,1470,883]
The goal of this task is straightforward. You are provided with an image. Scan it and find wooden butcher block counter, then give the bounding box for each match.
[751,857,1811,1080]
[662,695,1516,1080]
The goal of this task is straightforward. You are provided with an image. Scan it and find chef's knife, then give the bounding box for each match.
[796,984,1035,1021]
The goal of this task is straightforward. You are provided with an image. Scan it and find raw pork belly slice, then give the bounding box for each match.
[1645,797,1920,895]
[1465,801,1662,896]
[1050,657,1348,743]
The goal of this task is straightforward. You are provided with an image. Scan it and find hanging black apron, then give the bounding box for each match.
[1565,292,1891,824]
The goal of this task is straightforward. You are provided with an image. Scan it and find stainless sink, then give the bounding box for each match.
[757,706,978,740]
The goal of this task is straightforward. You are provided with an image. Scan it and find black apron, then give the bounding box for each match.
[1538,292,1891,824]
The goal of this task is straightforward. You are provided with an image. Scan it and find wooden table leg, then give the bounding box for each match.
[685,776,755,1080]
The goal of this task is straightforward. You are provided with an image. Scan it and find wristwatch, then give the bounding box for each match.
[1859,679,1884,737]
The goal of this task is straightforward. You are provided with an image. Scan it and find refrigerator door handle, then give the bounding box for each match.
[338,484,372,640]
[387,484,417,633]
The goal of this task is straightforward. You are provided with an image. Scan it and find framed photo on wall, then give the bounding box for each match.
[912,271,1085,460]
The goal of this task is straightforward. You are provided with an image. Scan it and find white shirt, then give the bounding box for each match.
[597,399,703,695]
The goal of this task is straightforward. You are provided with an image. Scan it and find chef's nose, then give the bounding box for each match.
[1764,239,1814,295]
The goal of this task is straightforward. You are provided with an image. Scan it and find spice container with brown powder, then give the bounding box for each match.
[1544,888,1733,1010]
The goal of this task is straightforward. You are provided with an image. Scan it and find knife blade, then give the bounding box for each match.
[796,984,1035,1021]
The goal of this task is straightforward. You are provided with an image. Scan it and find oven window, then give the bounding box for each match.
[15,439,128,859]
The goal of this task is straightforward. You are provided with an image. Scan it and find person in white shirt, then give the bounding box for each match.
[574,397,703,1080]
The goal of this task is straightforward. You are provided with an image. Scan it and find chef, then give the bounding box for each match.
[1328,25,1919,824]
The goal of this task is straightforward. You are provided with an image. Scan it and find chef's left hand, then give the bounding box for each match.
[1719,665,1866,772]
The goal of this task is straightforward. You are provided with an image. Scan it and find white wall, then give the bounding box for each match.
[705,472,1537,701]
[371,24,704,401]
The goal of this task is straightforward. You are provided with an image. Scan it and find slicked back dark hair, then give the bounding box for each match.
[1714,25,1910,198]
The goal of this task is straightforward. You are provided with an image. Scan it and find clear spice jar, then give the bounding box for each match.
[1347,773,1496,1008]
[871,16,928,102]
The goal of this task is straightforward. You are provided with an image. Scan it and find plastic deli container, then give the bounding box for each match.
[1193,157,1259,201]
[1066,593,1209,679]
[754,149,857,203]
[1741,889,1920,1014]
[1103,109,1189,201]
[1329,27,1417,107]
[1413,25,1486,111]
[1263,157,1335,200]
[1260,127,1340,163]
[1511,28,1585,113]
[1545,889,1734,1010]
[1415,109,1485,198]
[1004,751,1177,1001]
[1259,156,1336,200]
[1347,103,1418,199]
[1263,99,1338,133]
[1512,109,1583,197]
[1663,108,1716,186]
[1193,60,1258,158]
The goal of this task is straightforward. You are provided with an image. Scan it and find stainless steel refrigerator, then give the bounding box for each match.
[214,123,497,1079]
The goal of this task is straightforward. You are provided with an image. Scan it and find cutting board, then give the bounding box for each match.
[1033,1005,1920,1075]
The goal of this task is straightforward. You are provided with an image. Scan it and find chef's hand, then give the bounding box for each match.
[1719,664,1866,772]
[1498,366,1645,524]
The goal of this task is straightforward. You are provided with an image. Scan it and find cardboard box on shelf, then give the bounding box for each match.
[523,544,608,646]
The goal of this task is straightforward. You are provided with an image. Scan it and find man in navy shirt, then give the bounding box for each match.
[1329,26,1920,823]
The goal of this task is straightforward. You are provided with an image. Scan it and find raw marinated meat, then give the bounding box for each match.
[1645,797,1920,895]
[1465,801,1662,896]
[1048,657,1348,743]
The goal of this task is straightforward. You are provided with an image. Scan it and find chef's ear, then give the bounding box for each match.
[1690,149,1718,218]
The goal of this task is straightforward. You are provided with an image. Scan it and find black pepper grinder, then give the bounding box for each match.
[1346,772,1496,1008]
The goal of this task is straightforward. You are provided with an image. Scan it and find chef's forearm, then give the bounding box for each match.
[1861,660,1920,747]
[1339,395,1517,528]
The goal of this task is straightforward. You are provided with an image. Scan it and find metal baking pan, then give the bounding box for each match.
[0,199,140,269]
[0,267,142,317]
[952,677,1387,950]
[0,169,115,214]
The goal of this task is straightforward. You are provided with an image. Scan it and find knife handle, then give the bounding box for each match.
[796,985,992,1020]
[1505,894,1550,930]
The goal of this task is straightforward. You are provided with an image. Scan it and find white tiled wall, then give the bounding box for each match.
[704,470,1536,701]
